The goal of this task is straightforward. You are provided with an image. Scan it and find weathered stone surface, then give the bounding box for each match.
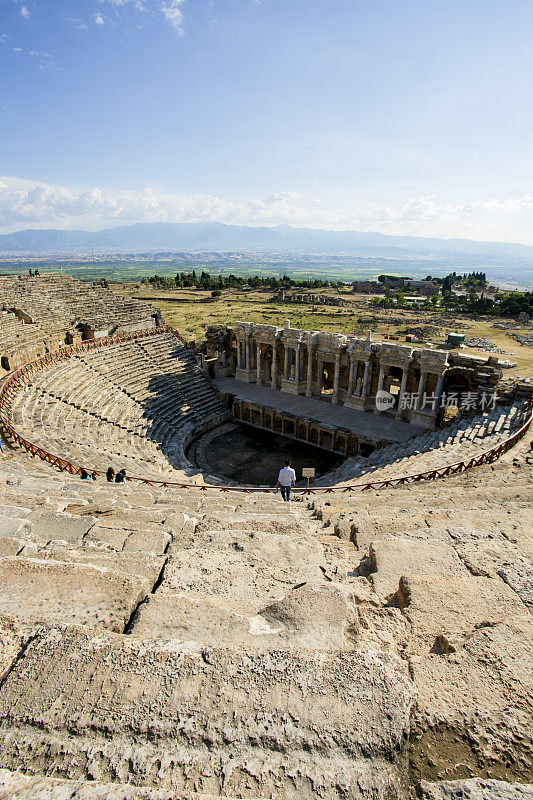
[40,545,166,584]
[0,537,25,556]
[0,614,24,681]
[0,768,242,799]
[161,528,327,604]
[85,525,170,554]
[410,615,533,784]
[0,558,150,631]
[27,511,96,543]
[414,778,533,799]
[446,527,533,610]
[131,583,361,650]
[0,624,415,799]
[396,574,528,655]
[369,538,466,600]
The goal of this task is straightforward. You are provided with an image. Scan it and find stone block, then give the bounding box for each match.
[41,545,166,584]
[0,558,150,631]
[86,526,170,554]
[0,614,24,682]
[131,582,360,650]
[415,778,533,800]
[396,574,528,655]
[0,624,415,799]
[410,615,533,783]
[369,538,466,600]
[160,528,326,605]
[27,511,96,544]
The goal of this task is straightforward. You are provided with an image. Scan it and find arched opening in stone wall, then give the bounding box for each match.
[261,343,273,384]
[321,362,335,396]
[443,368,473,399]
[386,366,403,410]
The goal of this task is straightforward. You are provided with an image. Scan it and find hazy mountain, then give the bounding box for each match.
[1,222,533,265]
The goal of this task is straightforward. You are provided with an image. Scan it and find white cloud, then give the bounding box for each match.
[160,0,185,34]
[1,175,533,244]
[20,6,31,19]
[66,17,89,31]
[94,13,105,25]
[97,0,185,33]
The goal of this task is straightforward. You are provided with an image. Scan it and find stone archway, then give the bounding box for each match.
[443,368,473,398]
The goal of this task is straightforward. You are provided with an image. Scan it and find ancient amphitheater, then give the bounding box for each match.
[0,275,531,800]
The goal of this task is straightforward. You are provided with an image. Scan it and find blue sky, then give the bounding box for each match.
[1,0,533,242]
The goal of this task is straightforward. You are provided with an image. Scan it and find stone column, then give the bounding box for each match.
[332,354,341,405]
[272,344,278,388]
[245,338,250,370]
[417,370,427,410]
[236,339,242,369]
[432,373,445,413]
[374,363,386,414]
[256,344,261,383]
[283,345,290,379]
[347,360,355,396]
[306,348,314,396]
[362,360,371,399]
[295,344,301,382]
[396,366,409,419]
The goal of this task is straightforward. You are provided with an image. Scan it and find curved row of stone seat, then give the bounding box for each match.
[317,403,523,486]
[0,275,160,373]
[0,310,50,370]
[4,332,227,478]
[0,275,156,336]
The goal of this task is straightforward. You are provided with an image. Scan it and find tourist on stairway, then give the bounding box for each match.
[277,459,296,502]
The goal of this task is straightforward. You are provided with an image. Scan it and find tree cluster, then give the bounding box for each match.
[140,271,335,291]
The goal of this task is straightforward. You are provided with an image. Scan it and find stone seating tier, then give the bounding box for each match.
[316,403,522,486]
[5,332,227,478]
[0,424,530,799]
[0,275,160,369]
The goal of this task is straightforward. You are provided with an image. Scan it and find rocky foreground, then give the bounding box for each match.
[0,431,531,799]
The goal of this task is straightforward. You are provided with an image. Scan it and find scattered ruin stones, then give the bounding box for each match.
[464,337,508,353]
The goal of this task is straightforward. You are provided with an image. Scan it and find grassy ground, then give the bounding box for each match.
[113,284,533,377]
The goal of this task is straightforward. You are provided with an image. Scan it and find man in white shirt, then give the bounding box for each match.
[277,459,296,502]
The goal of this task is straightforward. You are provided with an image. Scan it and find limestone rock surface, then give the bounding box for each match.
[0,558,150,631]
[410,615,533,783]
[0,623,415,799]
[414,778,533,799]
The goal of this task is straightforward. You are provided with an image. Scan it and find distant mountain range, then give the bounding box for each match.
[1,222,533,265]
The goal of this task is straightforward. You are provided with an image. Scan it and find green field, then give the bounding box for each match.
[113,284,533,377]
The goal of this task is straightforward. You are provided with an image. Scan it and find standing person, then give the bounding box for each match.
[277,459,296,502]
[106,467,115,482]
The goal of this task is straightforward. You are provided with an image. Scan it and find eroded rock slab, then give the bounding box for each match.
[0,558,150,631]
[160,528,327,604]
[0,623,415,799]
[415,778,533,799]
[130,582,360,650]
[369,538,466,600]
[0,614,24,681]
[396,574,528,655]
[410,615,533,784]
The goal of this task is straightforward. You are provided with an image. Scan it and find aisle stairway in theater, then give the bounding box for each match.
[0,424,531,799]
